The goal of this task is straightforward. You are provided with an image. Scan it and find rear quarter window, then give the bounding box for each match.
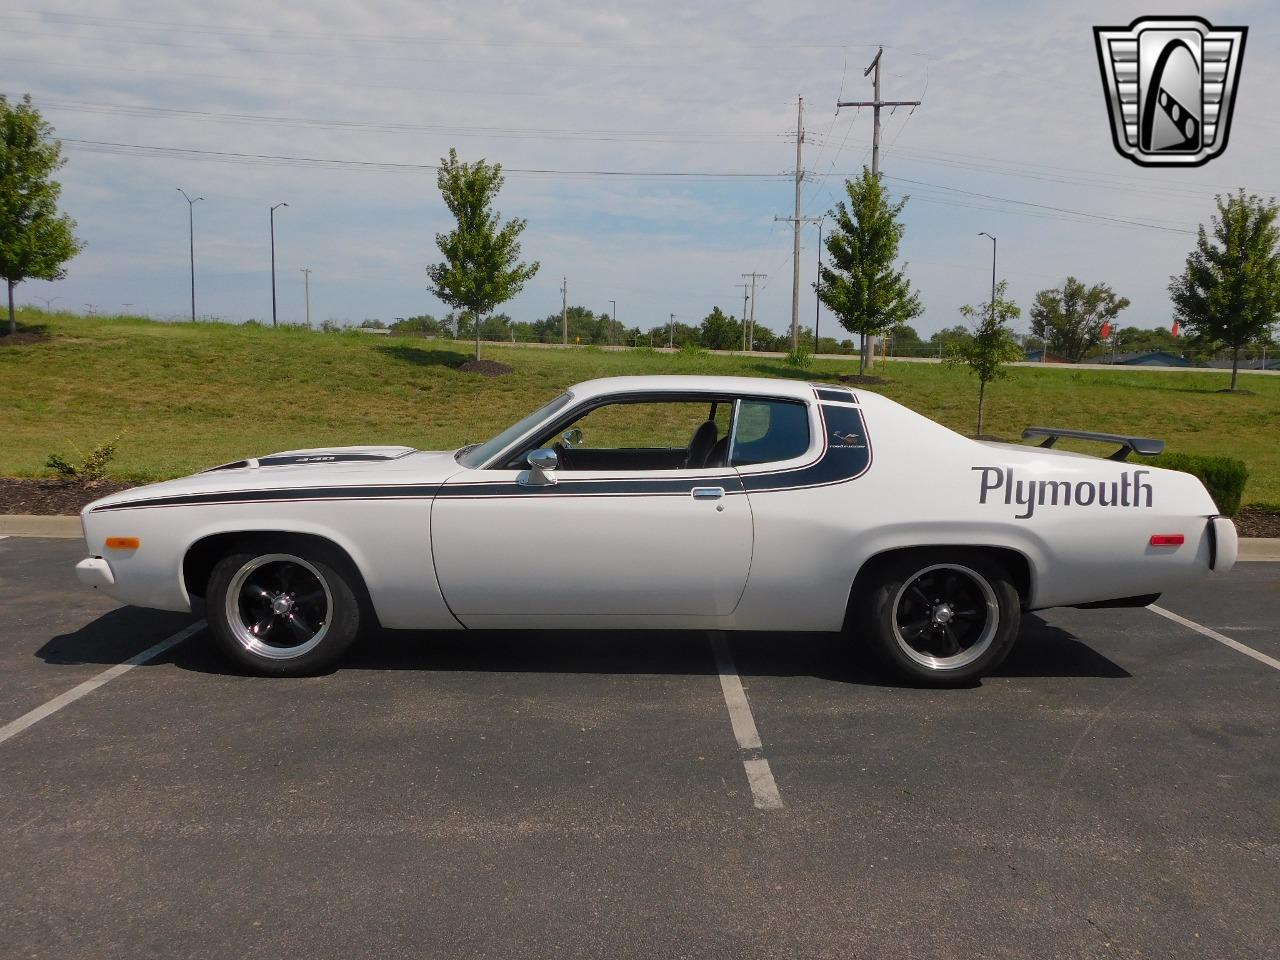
[731,400,811,465]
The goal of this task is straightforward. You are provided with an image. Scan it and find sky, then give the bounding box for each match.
[3,1,1277,339]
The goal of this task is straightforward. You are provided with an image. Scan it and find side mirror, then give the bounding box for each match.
[523,448,559,486]
[562,427,583,447]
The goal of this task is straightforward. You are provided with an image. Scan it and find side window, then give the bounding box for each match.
[730,400,811,466]
[567,401,719,450]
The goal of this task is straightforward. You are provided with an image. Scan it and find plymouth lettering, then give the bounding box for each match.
[972,466,1152,520]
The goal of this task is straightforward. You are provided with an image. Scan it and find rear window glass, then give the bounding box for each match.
[731,400,810,465]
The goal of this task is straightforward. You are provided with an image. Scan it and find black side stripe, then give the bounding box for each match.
[91,404,871,511]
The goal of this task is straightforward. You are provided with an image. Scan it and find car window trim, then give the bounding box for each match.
[477,390,802,471]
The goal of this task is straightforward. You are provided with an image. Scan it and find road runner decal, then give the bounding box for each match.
[973,466,1153,520]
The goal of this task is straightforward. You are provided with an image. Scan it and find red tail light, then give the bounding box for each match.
[1149,534,1184,547]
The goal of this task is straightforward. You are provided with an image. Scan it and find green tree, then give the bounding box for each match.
[817,168,922,374]
[1169,190,1280,390]
[1029,277,1130,362]
[947,280,1023,436]
[887,322,923,356]
[0,94,83,336]
[427,148,539,360]
[698,306,742,351]
[390,314,443,336]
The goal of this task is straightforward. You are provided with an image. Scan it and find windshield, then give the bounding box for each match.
[456,392,575,469]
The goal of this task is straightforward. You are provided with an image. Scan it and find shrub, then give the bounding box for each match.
[1145,452,1249,516]
[785,348,813,369]
[46,434,122,482]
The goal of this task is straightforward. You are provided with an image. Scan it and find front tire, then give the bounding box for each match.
[207,543,361,676]
[858,551,1020,687]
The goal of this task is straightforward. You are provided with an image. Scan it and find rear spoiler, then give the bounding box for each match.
[1021,427,1164,462]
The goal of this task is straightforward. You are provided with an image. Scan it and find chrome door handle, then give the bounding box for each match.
[691,486,725,500]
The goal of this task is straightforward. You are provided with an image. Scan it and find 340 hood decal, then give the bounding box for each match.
[974,466,1153,520]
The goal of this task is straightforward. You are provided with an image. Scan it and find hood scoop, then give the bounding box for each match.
[203,446,416,473]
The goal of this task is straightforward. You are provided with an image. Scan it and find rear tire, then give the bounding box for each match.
[206,541,361,676]
[857,551,1020,687]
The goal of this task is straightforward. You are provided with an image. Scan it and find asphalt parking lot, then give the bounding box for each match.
[1,536,1277,960]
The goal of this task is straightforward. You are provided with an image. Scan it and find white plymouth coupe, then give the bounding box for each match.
[77,375,1237,685]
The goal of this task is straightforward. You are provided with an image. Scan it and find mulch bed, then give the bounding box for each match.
[0,330,51,346]
[839,374,890,385]
[458,359,514,376]
[0,478,133,516]
[1236,506,1280,538]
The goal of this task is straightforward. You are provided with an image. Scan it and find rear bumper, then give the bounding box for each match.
[1208,516,1238,572]
[75,556,115,589]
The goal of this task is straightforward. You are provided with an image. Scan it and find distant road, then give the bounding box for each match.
[411,336,1279,376]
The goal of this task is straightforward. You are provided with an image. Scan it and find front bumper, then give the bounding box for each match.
[75,557,115,589]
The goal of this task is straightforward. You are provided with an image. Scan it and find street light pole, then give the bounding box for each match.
[299,268,312,327]
[609,300,616,345]
[36,295,61,311]
[177,188,203,322]
[814,217,825,353]
[669,313,675,349]
[978,232,997,324]
[271,203,289,327]
[270,202,288,327]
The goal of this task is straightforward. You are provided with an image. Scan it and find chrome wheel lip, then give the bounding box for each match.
[891,563,1000,672]
[225,553,332,661]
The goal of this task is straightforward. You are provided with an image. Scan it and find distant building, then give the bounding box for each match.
[1024,349,1074,364]
[1096,351,1192,367]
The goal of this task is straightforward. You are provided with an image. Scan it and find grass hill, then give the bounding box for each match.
[2,310,1277,503]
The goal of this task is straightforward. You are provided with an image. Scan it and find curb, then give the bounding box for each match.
[0,515,82,539]
[1239,539,1280,562]
[0,514,1277,559]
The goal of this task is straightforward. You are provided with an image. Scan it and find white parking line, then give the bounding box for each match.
[0,620,206,747]
[709,632,783,810]
[1148,605,1280,672]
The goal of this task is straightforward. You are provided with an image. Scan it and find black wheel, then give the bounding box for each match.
[858,551,1020,687]
[206,541,361,676]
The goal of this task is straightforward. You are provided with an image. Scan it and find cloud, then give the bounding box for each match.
[3,0,1276,334]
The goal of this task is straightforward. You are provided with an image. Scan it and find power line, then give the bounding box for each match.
[60,139,780,178]
[58,138,1202,234]
[37,96,798,145]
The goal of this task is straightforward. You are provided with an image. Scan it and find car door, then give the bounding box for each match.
[430,397,752,623]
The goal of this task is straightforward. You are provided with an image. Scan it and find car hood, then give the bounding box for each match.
[84,446,463,513]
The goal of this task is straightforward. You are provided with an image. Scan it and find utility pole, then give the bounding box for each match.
[774,97,820,352]
[609,299,616,345]
[837,47,922,365]
[176,188,202,322]
[668,313,675,349]
[269,202,288,327]
[560,276,567,344]
[836,47,922,178]
[300,267,312,327]
[737,282,751,351]
[741,272,766,350]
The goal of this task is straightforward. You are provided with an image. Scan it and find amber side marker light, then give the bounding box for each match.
[104,536,141,550]
[1149,534,1185,547]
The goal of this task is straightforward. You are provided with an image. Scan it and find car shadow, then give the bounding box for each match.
[36,608,1130,687]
